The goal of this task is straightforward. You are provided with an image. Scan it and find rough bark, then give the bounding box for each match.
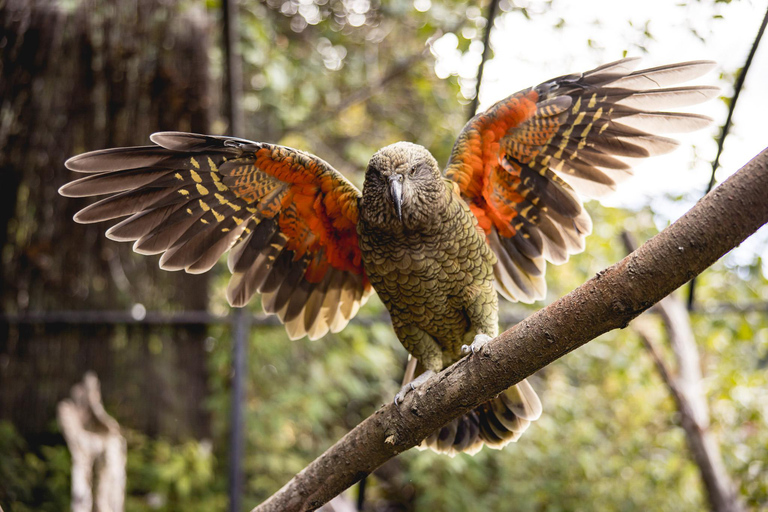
[253,148,768,511]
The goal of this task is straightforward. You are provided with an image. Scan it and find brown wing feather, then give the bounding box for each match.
[60,132,373,340]
[445,58,716,302]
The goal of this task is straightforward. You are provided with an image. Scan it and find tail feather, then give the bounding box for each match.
[419,378,542,456]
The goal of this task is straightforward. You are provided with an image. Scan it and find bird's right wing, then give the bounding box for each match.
[60,132,372,340]
[445,58,717,302]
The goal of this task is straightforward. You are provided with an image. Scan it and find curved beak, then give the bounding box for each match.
[389,175,403,222]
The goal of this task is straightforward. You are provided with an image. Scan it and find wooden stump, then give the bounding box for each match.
[58,372,126,512]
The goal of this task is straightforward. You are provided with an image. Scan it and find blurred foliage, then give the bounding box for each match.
[124,430,226,511]
[217,0,492,183]
[0,422,225,511]
[0,422,70,512]
[206,315,405,499]
[2,0,766,510]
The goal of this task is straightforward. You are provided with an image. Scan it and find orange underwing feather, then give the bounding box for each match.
[444,58,716,303]
[60,132,372,340]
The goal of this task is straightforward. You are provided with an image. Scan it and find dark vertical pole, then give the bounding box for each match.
[687,6,768,311]
[356,474,367,510]
[222,0,246,511]
[229,308,249,512]
[223,0,245,137]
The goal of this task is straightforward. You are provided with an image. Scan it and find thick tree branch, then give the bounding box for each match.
[623,232,709,425]
[253,147,768,512]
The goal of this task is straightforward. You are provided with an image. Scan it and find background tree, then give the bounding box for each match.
[0,0,214,444]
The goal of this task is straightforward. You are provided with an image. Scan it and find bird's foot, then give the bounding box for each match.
[394,370,435,405]
[461,333,493,356]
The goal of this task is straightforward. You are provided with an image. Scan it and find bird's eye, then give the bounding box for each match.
[409,165,417,175]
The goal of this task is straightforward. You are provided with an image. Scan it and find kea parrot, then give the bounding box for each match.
[60,58,716,455]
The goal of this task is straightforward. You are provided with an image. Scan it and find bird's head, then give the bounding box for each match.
[361,142,446,231]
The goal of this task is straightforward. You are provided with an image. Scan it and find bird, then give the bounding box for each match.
[60,57,717,456]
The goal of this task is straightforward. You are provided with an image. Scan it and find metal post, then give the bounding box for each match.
[229,308,249,512]
[222,0,246,509]
[223,0,245,137]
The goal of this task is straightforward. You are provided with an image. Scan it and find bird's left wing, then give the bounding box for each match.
[445,58,717,303]
[60,132,371,340]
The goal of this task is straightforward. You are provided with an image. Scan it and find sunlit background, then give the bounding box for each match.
[436,0,768,269]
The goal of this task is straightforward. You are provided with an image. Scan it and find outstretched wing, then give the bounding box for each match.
[60,132,372,340]
[445,58,717,302]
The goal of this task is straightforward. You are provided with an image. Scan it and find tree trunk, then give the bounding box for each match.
[0,0,213,441]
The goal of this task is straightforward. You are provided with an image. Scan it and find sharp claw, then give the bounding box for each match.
[463,334,493,357]
[393,369,435,406]
[393,383,415,405]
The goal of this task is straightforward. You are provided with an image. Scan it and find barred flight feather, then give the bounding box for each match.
[61,132,371,340]
[445,58,716,303]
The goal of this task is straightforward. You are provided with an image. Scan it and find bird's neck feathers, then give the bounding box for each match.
[399,178,452,233]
